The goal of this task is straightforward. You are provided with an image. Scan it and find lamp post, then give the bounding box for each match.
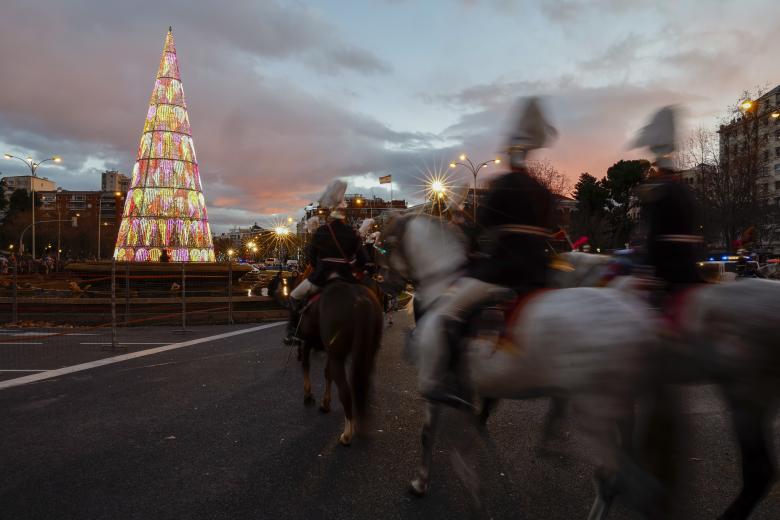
[246,241,256,263]
[449,154,500,220]
[56,187,62,270]
[275,226,289,268]
[3,153,61,259]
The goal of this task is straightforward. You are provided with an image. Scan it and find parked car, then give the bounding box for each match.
[286,259,299,270]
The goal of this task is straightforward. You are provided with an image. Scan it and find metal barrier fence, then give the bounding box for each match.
[0,261,288,375]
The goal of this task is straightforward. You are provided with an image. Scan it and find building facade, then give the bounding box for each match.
[1,175,57,195]
[718,85,780,205]
[36,190,126,258]
[303,195,407,228]
[101,170,131,193]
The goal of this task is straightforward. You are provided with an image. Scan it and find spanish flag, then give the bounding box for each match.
[379,175,392,184]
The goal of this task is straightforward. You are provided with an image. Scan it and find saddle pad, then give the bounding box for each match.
[500,289,551,342]
[662,286,700,331]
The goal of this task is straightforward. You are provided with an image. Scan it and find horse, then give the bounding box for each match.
[556,251,780,520]
[381,214,665,518]
[295,278,384,446]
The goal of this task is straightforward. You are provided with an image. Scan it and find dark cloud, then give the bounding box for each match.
[0,0,407,231]
[433,80,700,187]
[2,0,779,231]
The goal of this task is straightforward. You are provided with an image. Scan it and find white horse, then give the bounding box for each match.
[382,215,664,518]
[556,251,780,520]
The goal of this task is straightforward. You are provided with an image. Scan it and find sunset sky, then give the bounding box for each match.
[1,0,779,232]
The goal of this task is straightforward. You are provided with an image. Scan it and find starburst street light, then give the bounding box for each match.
[449,154,501,219]
[425,175,450,201]
[4,153,62,259]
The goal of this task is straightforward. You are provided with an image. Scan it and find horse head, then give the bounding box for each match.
[378,213,468,313]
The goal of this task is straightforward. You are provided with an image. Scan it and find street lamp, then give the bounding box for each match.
[430,180,445,198]
[274,226,289,267]
[4,153,61,259]
[56,187,62,269]
[449,154,500,219]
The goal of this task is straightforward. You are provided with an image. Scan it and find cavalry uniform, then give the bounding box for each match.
[306,219,366,286]
[640,173,704,290]
[416,97,557,406]
[285,181,367,343]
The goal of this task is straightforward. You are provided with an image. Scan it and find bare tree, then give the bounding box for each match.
[526,158,571,196]
[678,89,776,251]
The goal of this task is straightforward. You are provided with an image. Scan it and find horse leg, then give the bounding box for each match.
[301,343,315,406]
[588,469,617,520]
[578,394,662,520]
[719,388,776,520]
[410,401,440,496]
[538,396,567,457]
[478,398,498,426]
[320,357,332,413]
[331,359,354,445]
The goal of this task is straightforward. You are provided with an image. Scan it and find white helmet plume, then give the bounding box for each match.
[505,97,558,168]
[630,105,678,168]
[318,180,347,210]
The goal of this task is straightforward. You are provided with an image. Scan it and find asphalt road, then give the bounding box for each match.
[1,310,778,519]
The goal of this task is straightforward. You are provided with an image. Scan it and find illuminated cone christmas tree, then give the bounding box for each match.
[114,28,215,262]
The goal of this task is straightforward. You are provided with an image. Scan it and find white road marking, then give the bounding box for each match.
[79,342,170,345]
[0,332,56,337]
[0,342,44,345]
[0,322,285,390]
[0,369,47,372]
[0,332,96,337]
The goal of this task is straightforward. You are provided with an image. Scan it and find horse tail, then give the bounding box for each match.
[351,289,382,423]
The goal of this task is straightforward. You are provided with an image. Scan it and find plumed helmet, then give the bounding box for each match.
[319,180,347,210]
[505,97,558,168]
[630,106,678,169]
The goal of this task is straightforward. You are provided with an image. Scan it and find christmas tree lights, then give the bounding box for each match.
[114,28,215,262]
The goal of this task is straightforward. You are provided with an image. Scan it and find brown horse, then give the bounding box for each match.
[297,279,384,445]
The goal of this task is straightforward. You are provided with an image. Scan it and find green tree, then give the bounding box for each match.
[571,173,610,248]
[603,160,651,248]
[0,183,7,214]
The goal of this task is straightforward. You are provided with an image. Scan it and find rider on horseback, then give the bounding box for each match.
[631,107,705,313]
[417,98,557,407]
[284,180,368,344]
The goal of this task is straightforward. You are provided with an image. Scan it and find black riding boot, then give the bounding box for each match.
[426,317,473,409]
[284,298,302,345]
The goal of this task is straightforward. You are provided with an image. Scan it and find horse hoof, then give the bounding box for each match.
[303,395,315,406]
[409,478,427,497]
[339,433,352,446]
[319,403,330,413]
